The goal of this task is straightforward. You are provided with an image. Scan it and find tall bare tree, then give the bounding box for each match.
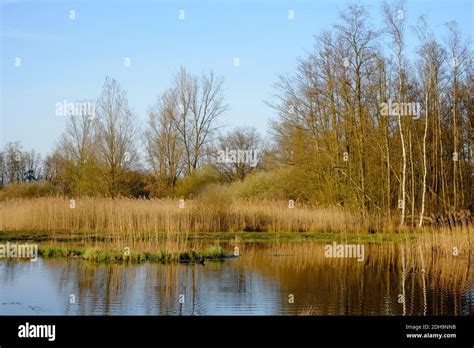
[4,142,23,183]
[55,100,99,195]
[172,67,228,174]
[96,77,139,198]
[146,89,184,188]
[384,0,407,225]
[445,21,470,210]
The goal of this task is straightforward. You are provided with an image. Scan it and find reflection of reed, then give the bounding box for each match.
[16,230,471,316]
[418,245,427,316]
[401,247,406,316]
[242,236,472,316]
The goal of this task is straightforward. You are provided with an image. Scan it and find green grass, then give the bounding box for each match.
[37,244,226,264]
[187,231,419,244]
[1,229,419,245]
[3,229,420,243]
[1,229,421,264]
[40,246,83,258]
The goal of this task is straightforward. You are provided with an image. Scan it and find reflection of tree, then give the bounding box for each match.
[42,260,141,315]
[2,243,470,315]
[243,243,471,315]
[142,261,282,315]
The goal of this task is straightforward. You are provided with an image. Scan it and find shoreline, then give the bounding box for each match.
[0,228,468,264]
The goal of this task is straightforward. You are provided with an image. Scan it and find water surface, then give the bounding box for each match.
[0,243,472,315]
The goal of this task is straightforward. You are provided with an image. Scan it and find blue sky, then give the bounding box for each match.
[1,0,472,156]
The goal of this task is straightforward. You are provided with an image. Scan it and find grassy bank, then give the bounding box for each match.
[0,197,471,263]
[0,226,470,264]
[0,229,419,244]
[37,244,226,263]
[0,228,419,264]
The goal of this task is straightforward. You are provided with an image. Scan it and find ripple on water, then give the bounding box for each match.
[0,245,471,316]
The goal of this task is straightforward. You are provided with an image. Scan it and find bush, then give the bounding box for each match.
[174,165,223,198]
[230,167,310,201]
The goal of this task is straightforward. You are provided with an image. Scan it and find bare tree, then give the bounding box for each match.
[57,103,98,166]
[415,16,434,227]
[43,152,63,183]
[4,142,23,183]
[146,89,184,188]
[445,21,470,210]
[172,67,228,174]
[96,77,139,198]
[384,0,407,225]
[336,3,379,217]
[214,126,264,181]
[0,151,5,187]
[22,149,42,181]
[54,100,100,195]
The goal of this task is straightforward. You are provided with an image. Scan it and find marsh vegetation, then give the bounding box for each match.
[0,1,472,316]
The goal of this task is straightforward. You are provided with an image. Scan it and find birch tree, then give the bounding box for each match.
[384,0,407,225]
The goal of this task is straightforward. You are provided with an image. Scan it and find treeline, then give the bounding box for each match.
[0,69,265,199]
[268,1,473,225]
[1,1,472,227]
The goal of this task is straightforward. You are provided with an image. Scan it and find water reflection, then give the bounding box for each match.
[0,243,472,315]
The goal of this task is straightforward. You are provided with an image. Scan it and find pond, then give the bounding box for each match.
[0,243,472,315]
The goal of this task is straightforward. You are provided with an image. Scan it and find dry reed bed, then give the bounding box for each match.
[0,197,360,237]
[1,197,471,262]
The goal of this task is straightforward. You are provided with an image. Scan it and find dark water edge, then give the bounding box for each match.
[0,243,472,315]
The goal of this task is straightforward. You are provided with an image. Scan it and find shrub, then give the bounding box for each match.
[174,165,223,198]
